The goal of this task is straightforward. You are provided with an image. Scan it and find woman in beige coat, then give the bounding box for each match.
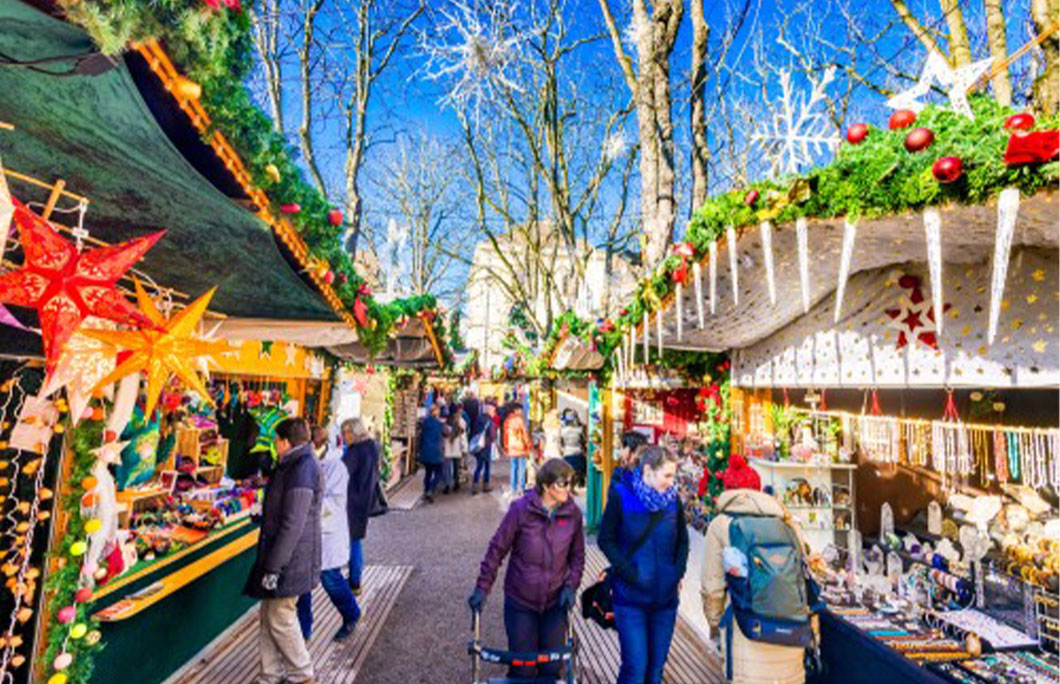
[700,456,811,684]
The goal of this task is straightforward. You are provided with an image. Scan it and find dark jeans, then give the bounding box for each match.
[563,453,587,486]
[503,596,568,680]
[613,602,679,684]
[349,538,363,587]
[473,450,491,484]
[422,462,443,495]
[296,568,361,639]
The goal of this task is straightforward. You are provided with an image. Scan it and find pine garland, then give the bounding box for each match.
[41,417,104,684]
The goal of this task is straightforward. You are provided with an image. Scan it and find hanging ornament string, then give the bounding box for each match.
[993,429,1009,484]
[1006,431,1020,482]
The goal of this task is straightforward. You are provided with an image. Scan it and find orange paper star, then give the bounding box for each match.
[84,281,228,417]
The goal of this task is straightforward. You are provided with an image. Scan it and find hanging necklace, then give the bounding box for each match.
[1007,431,1020,482]
[993,429,1008,484]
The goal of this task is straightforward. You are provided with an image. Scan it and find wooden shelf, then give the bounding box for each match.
[750,458,857,471]
[95,529,259,622]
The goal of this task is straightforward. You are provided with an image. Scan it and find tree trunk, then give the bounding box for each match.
[1031,0,1060,115]
[689,0,709,214]
[983,0,1012,106]
[299,0,328,195]
[250,0,285,135]
[938,0,972,66]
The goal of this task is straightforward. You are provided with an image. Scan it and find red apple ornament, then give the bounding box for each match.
[932,157,963,183]
[889,109,917,130]
[904,127,934,153]
[327,208,343,226]
[280,203,301,214]
[846,123,869,144]
[744,189,760,206]
[1004,112,1035,131]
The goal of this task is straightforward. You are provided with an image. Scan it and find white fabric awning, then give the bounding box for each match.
[209,318,359,347]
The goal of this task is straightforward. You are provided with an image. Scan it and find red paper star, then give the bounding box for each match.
[0,199,165,374]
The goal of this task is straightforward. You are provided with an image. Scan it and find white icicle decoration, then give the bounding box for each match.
[796,217,810,313]
[642,311,649,362]
[0,155,12,262]
[988,187,1020,344]
[834,219,857,323]
[761,221,776,305]
[709,240,718,315]
[693,261,704,328]
[656,309,663,357]
[924,207,944,335]
[676,282,684,341]
[727,226,739,305]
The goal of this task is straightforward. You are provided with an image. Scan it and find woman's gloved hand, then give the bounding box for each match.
[468,588,486,613]
[558,586,576,612]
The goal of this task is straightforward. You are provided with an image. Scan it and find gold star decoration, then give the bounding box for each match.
[84,281,228,417]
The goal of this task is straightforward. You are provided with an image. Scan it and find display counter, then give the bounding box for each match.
[91,518,260,684]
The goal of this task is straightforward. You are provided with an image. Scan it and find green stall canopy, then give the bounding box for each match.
[0,0,339,321]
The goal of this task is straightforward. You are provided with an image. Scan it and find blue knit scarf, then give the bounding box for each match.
[630,467,677,512]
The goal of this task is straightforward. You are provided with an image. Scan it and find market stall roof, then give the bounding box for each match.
[549,333,604,371]
[640,191,1057,353]
[626,191,1058,388]
[327,317,446,368]
[0,0,338,321]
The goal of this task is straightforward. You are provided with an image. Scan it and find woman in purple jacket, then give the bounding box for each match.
[468,458,586,680]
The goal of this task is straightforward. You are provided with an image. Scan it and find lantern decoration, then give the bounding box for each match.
[0,199,165,375]
[83,281,229,417]
[40,320,118,427]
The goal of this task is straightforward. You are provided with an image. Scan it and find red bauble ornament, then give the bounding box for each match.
[74,587,93,603]
[904,127,934,153]
[280,203,301,214]
[323,270,335,285]
[846,123,869,144]
[0,200,165,375]
[932,157,963,183]
[744,189,759,206]
[889,109,917,130]
[327,208,343,226]
[1004,112,1035,131]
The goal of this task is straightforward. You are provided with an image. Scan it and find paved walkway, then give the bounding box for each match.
[174,458,722,683]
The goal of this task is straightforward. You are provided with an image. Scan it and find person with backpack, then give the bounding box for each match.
[442,408,468,493]
[598,445,689,684]
[468,458,585,681]
[503,401,532,496]
[700,454,817,684]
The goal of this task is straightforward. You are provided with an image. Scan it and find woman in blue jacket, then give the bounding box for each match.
[598,445,689,684]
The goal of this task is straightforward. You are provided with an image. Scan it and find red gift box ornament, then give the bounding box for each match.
[1004,130,1059,166]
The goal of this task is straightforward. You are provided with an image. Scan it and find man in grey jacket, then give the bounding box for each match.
[244,418,323,684]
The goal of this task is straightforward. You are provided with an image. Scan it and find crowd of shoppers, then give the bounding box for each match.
[246,386,814,684]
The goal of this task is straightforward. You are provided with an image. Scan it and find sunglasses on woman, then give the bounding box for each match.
[551,480,572,489]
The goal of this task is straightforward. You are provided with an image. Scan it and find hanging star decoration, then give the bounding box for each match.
[40,318,118,425]
[83,281,229,417]
[884,273,951,350]
[885,51,993,120]
[0,199,165,375]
